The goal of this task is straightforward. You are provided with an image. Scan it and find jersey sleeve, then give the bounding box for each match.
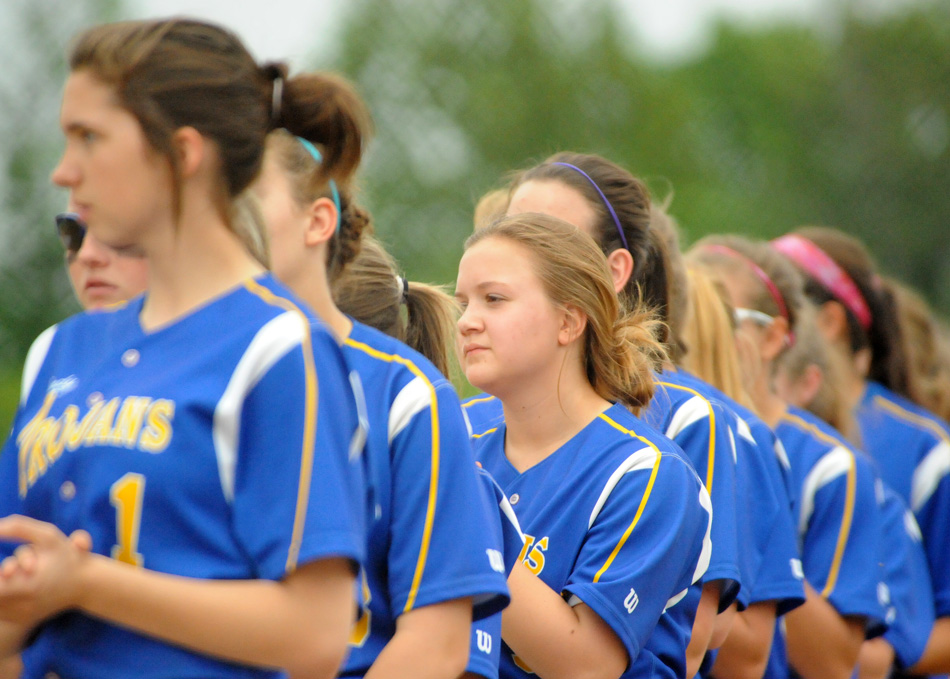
[801,447,885,631]
[910,438,950,617]
[880,489,935,668]
[467,612,503,679]
[229,324,366,581]
[562,451,712,666]
[737,421,805,614]
[386,380,509,620]
[664,396,741,609]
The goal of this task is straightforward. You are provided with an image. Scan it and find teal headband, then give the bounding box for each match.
[295,136,342,233]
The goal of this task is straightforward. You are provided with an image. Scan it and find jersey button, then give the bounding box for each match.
[122,349,140,367]
[510,493,520,505]
[60,481,76,501]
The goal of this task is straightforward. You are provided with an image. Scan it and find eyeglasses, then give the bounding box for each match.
[734,307,775,327]
[55,212,86,254]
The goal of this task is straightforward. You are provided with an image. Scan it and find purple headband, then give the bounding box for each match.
[551,162,629,251]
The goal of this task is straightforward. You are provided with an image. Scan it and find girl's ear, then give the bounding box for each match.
[303,197,338,247]
[816,300,849,344]
[760,315,791,362]
[605,248,634,295]
[171,126,205,178]
[558,305,589,346]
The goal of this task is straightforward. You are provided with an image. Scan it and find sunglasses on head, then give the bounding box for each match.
[55,212,86,254]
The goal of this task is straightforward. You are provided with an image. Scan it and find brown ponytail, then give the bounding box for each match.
[332,238,459,377]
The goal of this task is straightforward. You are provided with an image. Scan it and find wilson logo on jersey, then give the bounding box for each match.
[624,588,640,614]
[16,391,175,496]
[486,548,505,574]
[476,629,492,654]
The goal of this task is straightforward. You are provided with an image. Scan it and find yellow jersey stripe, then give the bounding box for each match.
[343,337,440,613]
[462,394,497,408]
[657,381,717,494]
[874,396,950,443]
[821,451,856,597]
[594,452,662,583]
[244,279,318,573]
[472,427,498,439]
[592,413,663,582]
[780,412,857,597]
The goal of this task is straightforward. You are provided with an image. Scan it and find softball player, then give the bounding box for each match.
[773,228,950,676]
[254,130,512,679]
[0,18,369,677]
[457,214,712,679]
[692,236,887,679]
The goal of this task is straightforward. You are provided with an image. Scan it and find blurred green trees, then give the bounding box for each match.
[0,0,123,433]
[333,0,950,304]
[0,0,948,432]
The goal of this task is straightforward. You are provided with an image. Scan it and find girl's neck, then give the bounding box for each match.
[291,266,353,341]
[749,365,787,428]
[501,365,611,473]
[829,339,870,411]
[140,201,264,331]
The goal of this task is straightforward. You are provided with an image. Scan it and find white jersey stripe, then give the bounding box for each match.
[773,438,792,471]
[911,440,950,513]
[735,416,755,444]
[213,312,307,502]
[21,325,57,405]
[693,483,714,583]
[388,376,431,443]
[588,448,659,529]
[798,445,853,537]
[664,395,708,439]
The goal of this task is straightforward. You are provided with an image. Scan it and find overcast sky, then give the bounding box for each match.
[129,0,842,65]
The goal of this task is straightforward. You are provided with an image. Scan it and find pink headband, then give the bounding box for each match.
[771,234,872,331]
[701,244,791,329]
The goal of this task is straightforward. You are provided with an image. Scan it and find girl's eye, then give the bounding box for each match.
[486,294,504,303]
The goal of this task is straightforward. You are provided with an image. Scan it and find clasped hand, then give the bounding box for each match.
[0,515,92,626]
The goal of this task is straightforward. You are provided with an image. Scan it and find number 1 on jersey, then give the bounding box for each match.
[110,472,145,567]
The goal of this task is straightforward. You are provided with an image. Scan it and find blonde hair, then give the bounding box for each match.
[681,265,757,412]
[332,237,458,377]
[231,191,270,267]
[466,213,666,412]
[473,188,509,231]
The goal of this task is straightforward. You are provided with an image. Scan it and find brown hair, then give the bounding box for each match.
[332,237,459,378]
[777,303,861,444]
[648,199,689,362]
[266,129,373,279]
[681,265,757,412]
[465,213,666,412]
[68,18,370,246]
[789,227,909,397]
[887,277,950,420]
[509,152,672,343]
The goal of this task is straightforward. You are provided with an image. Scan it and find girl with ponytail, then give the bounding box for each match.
[254,126,512,677]
[0,18,368,676]
[690,235,887,679]
[465,153,743,674]
[773,227,950,675]
[456,213,712,679]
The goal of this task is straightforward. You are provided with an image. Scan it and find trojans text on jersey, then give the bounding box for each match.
[16,391,175,496]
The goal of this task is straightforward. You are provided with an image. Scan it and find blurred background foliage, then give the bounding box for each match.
[0,0,948,432]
